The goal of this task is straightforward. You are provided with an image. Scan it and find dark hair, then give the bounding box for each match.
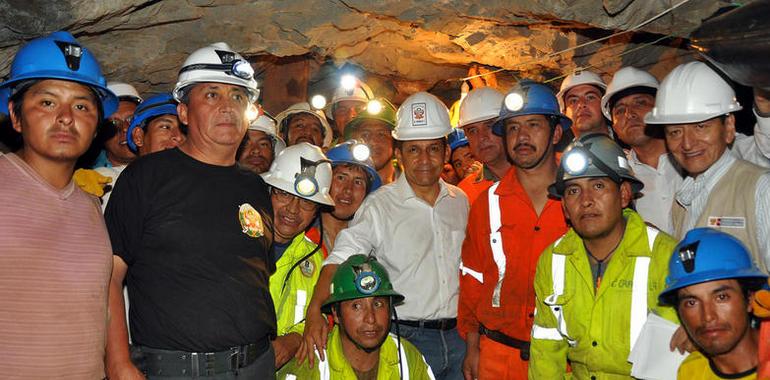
[671,277,767,307]
[9,79,104,124]
[333,162,374,193]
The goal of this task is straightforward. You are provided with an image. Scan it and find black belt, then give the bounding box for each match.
[131,338,270,377]
[398,318,457,330]
[479,324,530,361]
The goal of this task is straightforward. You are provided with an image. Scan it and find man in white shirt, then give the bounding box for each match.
[602,67,683,234]
[300,92,469,380]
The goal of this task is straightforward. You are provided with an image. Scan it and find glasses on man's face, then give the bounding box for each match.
[108,116,132,130]
[271,188,318,212]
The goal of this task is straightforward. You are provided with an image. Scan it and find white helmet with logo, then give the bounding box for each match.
[556,70,607,112]
[644,61,742,125]
[275,102,334,148]
[248,114,286,156]
[328,78,374,120]
[393,92,452,141]
[173,42,259,103]
[107,82,143,104]
[458,87,504,128]
[261,143,334,206]
[601,67,659,119]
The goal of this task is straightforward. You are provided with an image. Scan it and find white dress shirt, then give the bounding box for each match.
[627,150,683,235]
[325,174,469,320]
[676,151,770,269]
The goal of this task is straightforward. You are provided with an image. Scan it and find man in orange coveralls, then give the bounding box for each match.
[459,81,571,379]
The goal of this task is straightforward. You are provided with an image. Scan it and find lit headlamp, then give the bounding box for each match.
[350,141,371,162]
[178,59,255,80]
[504,92,525,112]
[366,99,383,115]
[562,149,590,175]
[246,104,260,122]
[294,157,331,197]
[311,94,327,110]
[341,74,357,94]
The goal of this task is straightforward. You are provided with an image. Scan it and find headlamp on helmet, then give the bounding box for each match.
[311,94,327,110]
[504,92,525,112]
[350,141,371,162]
[563,148,590,175]
[366,99,383,115]
[294,157,332,197]
[246,103,260,122]
[178,58,255,81]
[354,270,381,295]
[341,74,357,94]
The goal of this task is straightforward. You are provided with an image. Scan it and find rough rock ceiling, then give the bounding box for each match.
[0,0,735,108]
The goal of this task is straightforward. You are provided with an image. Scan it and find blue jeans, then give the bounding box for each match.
[391,323,465,380]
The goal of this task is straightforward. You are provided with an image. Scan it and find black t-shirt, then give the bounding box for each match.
[105,148,276,352]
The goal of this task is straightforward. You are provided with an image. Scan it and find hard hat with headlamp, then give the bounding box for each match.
[601,67,658,120]
[275,102,334,148]
[126,93,179,153]
[327,75,374,120]
[458,87,504,128]
[321,254,404,314]
[556,70,607,112]
[447,128,469,152]
[492,81,573,137]
[0,31,118,118]
[248,113,286,156]
[548,133,643,198]
[172,42,259,103]
[644,61,742,125]
[325,140,382,194]
[659,228,767,306]
[344,97,398,140]
[393,92,452,141]
[107,82,143,104]
[261,143,334,206]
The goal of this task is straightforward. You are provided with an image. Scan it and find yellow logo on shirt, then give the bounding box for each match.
[238,203,264,238]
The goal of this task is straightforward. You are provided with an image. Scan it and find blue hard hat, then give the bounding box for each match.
[325,140,382,194]
[447,128,469,152]
[659,228,768,305]
[0,31,118,118]
[492,81,572,136]
[126,93,179,152]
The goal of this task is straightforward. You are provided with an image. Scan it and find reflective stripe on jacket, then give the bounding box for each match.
[529,209,679,379]
[269,233,323,336]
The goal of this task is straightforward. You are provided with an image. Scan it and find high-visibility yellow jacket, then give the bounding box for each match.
[529,209,679,379]
[269,233,323,336]
[277,325,435,379]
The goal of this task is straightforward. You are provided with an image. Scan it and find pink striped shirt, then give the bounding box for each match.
[0,153,112,379]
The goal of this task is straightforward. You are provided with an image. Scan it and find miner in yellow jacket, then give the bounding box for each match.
[529,133,679,379]
[262,143,336,368]
[278,254,435,379]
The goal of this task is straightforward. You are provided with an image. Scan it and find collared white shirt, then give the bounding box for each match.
[627,150,683,235]
[733,111,770,168]
[676,151,770,269]
[325,174,469,320]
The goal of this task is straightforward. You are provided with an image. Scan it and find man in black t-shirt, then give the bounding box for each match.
[104,42,277,379]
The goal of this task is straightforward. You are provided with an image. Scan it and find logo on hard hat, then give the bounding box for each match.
[238,203,265,238]
[411,103,427,126]
[678,241,699,273]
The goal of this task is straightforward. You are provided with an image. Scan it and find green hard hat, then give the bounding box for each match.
[321,254,405,314]
[343,98,398,140]
[548,132,644,198]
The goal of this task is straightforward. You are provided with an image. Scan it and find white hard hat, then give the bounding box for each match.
[644,61,742,125]
[393,92,453,141]
[327,79,373,120]
[601,67,659,119]
[173,42,259,103]
[458,87,504,128]
[107,82,143,103]
[556,70,607,111]
[249,114,286,156]
[261,143,334,206]
[275,102,334,148]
